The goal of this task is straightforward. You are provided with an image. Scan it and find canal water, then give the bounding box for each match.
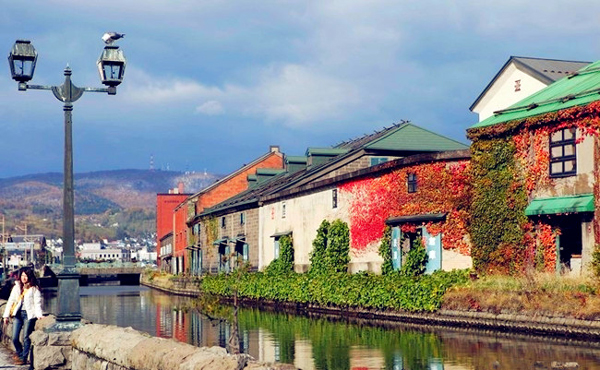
[43,285,600,370]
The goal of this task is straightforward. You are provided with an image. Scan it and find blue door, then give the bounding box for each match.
[391,226,402,271]
[421,227,441,274]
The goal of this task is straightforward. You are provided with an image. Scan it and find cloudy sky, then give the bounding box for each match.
[1,1,600,179]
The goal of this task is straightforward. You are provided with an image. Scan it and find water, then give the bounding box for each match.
[43,286,600,369]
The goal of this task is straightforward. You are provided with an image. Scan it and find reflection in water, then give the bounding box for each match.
[43,286,600,370]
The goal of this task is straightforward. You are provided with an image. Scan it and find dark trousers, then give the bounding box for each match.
[12,309,36,362]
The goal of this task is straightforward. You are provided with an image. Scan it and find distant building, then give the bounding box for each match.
[2,234,47,268]
[156,186,190,270]
[79,247,131,262]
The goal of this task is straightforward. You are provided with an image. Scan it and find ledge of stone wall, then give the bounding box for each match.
[70,324,295,370]
[142,275,201,297]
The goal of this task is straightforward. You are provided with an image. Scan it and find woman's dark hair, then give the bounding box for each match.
[17,268,39,289]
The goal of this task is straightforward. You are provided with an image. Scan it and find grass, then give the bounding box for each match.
[442,271,600,319]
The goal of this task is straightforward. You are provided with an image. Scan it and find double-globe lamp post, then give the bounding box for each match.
[8,39,126,329]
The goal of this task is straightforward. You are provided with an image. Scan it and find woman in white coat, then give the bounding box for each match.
[3,268,43,365]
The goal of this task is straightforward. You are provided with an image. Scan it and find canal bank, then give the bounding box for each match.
[141,273,600,342]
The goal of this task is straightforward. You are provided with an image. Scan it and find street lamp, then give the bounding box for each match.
[8,39,127,330]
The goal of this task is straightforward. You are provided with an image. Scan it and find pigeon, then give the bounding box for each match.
[102,32,125,45]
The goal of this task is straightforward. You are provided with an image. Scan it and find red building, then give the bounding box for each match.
[156,183,189,271]
[179,146,285,274]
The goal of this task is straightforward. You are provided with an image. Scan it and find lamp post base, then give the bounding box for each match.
[47,268,82,332]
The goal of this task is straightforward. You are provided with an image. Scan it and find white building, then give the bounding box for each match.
[79,248,131,262]
[470,56,589,121]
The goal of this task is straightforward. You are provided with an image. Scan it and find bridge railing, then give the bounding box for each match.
[48,261,146,272]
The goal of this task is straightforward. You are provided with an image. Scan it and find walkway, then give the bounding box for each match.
[0,344,28,369]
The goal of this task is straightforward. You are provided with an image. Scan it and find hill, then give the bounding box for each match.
[0,169,220,242]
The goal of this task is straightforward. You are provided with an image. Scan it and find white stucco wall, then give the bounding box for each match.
[260,188,346,271]
[473,64,548,121]
[260,187,388,273]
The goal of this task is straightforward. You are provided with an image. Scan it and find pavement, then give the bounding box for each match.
[0,344,28,369]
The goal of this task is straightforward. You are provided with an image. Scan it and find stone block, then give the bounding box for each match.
[30,330,49,346]
[179,349,249,370]
[245,360,298,370]
[48,332,72,346]
[34,345,66,369]
[129,337,199,369]
[72,325,147,367]
[36,315,57,331]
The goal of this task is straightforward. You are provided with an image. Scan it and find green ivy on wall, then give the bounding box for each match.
[326,220,350,273]
[266,235,294,275]
[469,136,529,273]
[378,226,393,275]
[309,220,330,275]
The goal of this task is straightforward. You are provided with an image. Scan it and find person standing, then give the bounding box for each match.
[3,268,43,365]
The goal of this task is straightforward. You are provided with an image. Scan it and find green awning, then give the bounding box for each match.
[525,194,594,216]
[212,238,229,246]
[271,231,292,238]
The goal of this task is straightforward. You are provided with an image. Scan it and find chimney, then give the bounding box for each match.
[269,145,280,153]
[178,182,185,194]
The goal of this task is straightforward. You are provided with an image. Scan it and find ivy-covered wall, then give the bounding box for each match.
[467,101,600,274]
[339,159,472,257]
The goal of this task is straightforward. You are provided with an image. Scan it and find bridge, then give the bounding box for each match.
[45,262,147,286]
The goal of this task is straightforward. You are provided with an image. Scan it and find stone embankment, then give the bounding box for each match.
[0,300,295,370]
[142,275,600,341]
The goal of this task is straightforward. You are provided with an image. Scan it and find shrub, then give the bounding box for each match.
[326,220,350,273]
[265,235,294,275]
[401,238,428,277]
[309,220,330,275]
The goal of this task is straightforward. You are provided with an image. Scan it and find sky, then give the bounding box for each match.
[1,1,600,179]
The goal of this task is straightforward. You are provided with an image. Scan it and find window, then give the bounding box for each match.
[370,157,388,166]
[282,202,286,219]
[550,127,577,178]
[332,189,338,209]
[408,173,417,193]
[515,79,521,92]
[240,212,245,225]
[221,216,226,228]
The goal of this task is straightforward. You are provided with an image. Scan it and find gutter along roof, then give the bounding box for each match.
[470,60,600,130]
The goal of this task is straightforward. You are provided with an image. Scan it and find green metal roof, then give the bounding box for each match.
[366,123,468,151]
[525,194,594,216]
[286,156,307,164]
[256,168,286,175]
[472,60,600,129]
[305,148,349,156]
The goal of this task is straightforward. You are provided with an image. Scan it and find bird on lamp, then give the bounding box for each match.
[102,32,125,45]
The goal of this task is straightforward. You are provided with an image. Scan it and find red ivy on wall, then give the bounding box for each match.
[339,160,471,255]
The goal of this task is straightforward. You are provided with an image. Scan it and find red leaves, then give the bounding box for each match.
[340,161,471,254]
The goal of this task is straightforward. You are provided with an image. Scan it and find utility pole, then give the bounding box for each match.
[1,215,4,280]
[15,223,29,265]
